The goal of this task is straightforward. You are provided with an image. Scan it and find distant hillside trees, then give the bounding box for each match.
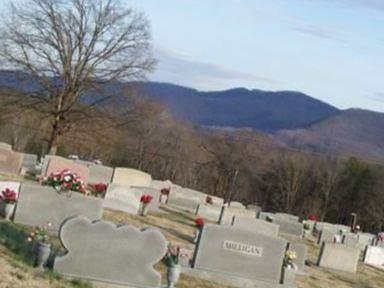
[0,0,155,155]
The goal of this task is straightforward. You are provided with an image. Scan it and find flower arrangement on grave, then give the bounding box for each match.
[88,183,107,197]
[42,169,86,194]
[0,188,17,204]
[27,222,52,270]
[163,244,181,288]
[205,196,213,205]
[283,250,297,270]
[0,188,18,220]
[140,194,153,216]
[308,215,318,221]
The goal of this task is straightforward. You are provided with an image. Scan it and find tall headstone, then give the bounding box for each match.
[273,219,303,237]
[0,148,23,175]
[112,168,152,187]
[288,242,308,269]
[132,186,161,212]
[103,184,142,214]
[275,213,299,223]
[88,165,114,185]
[14,184,103,233]
[232,216,279,237]
[196,204,222,222]
[21,153,38,174]
[317,243,360,273]
[192,224,287,285]
[54,216,167,288]
[219,206,257,225]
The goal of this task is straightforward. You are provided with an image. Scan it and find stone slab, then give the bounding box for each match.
[317,227,338,245]
[288,242,308,269]
[317,243,360,273]
[132,186,160,212]
[273,219,303,237]
[358,233,376,249]
[21,153,38,170]
[54,216,167,288]
[196,204,222,222]
[229,201,246,209]
[0,148,23,175]
[275,213,299,223]
[193,224,287,284]
[45,156,90,183]
[219,206,257,225]
[258,212,276,221]
[112,168,152,187]
[342,233,359,246]
[14,184,103,233]
[88,165,114,185]
[364,246,384,267]
[232,216,279,237]
[103,184,142,214]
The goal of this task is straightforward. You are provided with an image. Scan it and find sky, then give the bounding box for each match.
[125,0,384,112]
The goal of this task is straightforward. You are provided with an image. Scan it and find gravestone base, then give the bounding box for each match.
[59,275,161,288]
[181,267,296,288]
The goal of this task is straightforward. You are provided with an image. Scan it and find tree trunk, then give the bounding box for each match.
[47,117,61,155]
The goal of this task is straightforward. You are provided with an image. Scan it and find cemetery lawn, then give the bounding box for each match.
[0,199,383,287]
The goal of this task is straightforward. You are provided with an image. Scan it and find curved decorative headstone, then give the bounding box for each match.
[112,168,152,187]
[54,216,167,288]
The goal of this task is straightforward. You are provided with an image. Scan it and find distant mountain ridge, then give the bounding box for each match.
[133,82,341,132]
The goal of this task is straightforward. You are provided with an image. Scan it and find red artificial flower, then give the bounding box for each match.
[140,194,153,204]
[308,215,318,221]
[206,196,213,205]
[0,188,17,204]
[195,217,204,228]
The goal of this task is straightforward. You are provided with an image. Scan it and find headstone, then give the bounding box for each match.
[288,242,308,269]
[132,186,161,212]
[342,233,359,246]
[364,246,384,267]
[317,243,360,273]
[150,179,173,190]
[219,206,257,225]
[112,168,152,187]
[167,187,223,213]
[317,227,338,245]
[21,153,38,174]
[229,201,246,209]
[0,148,23,175]
[74,159,94,167]
[14,184,103,233]
[88,165,114,185]
[358,233,376,249]
[334,224,351,234]
[45,156,90,183]
[0,142,12,150]
[246,204,262,214]
[54,216,167,288]
[232,216,279,237]
[103,183,142,214]
[275,213,299,223]
[192,224,287,285]
[257,212,275,221]
[273,219,303,237]
[196,204,222,222]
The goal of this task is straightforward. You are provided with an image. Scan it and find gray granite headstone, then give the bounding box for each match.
[88,165,114,184]
[273,219,303,237]
[132,186,161,212]
[288,242,308,269]
[358,233,376,250]
[257,212,275,221]
[317,242,360,273]
[103,184,142,214]
[196,204,222,222]
[342,233,359,246]
[13,184,103,233]
[219,206,257,225]
[112,168,152,187]
[21,153,38,172]
[275,213,299,223]
[192,224,287,284]
[232,216,279,237]
[54,216,167,288]
[364,246,384,267]
[317,227,338,245]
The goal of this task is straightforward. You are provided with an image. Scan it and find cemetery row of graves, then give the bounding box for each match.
[0,142,383,288]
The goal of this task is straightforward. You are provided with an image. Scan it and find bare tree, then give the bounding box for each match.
[0,0,155,154]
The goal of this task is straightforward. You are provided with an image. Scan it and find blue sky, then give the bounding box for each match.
[127,0,384,112]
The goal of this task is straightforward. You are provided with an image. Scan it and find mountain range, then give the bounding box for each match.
[0,70,383,162]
